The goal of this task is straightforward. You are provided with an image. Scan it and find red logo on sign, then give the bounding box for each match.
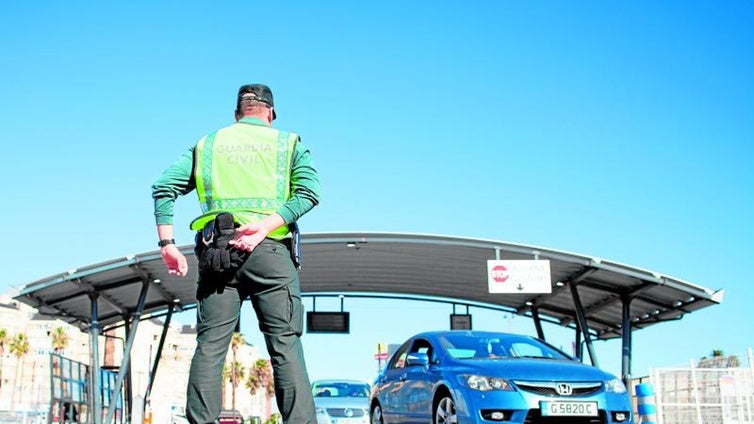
[491,265,509,283]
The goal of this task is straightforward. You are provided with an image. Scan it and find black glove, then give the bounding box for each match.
[196,213,250,279]
[209,245,231,272]
[211,213,235,271]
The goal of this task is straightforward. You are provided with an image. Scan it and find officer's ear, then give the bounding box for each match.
[234,109,242,121]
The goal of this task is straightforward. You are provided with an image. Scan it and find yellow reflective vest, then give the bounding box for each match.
[190,121,297,239]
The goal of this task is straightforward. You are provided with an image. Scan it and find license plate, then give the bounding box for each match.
[540,401,598,417]
[331,419,364,424]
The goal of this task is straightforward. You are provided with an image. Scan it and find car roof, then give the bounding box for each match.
[413,330,535,340]
[311,379,371,385]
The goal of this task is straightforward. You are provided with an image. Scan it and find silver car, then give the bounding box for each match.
[312,379,372,424]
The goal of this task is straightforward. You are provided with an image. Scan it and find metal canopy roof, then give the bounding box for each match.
[14,232,723,340]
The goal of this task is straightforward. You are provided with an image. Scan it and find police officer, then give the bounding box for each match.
[151,83,320,424]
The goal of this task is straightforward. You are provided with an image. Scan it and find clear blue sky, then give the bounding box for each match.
[1,1,752,384]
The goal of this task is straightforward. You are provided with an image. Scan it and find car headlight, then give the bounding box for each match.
[605,378,627,394]
[459,374,514,391]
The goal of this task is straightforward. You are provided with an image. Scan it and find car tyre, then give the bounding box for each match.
[434,395,457,424]
[371,403,384,424]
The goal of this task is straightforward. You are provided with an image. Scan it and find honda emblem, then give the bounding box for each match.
[556,383,573,396]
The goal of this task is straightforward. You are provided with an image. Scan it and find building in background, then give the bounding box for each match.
[0,293,271,423]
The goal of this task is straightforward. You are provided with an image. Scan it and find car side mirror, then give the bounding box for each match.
[406,352,429,368]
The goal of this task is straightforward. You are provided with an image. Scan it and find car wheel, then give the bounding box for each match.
[434,395,457,424]
[371,403,384,424]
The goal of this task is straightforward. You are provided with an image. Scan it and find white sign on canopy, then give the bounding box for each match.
[487,260,552,294]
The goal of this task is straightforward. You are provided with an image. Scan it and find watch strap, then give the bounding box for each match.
[158,238,175,247]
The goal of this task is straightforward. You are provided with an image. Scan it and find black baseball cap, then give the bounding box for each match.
[237,84,276,119]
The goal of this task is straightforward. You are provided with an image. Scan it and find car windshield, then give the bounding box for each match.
[439,333,570,360]
[312,382,370,398]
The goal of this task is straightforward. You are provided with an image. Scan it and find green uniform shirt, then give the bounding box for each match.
[152,117,320,227]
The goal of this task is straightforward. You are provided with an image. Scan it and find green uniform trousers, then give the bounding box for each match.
[186,238,316,424]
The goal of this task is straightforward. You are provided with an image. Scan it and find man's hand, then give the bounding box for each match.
[161,244,188,276]
[230,222,270,253]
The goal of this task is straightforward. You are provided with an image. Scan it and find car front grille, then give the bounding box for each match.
[326,408,367,418]
[524,409,606,424]
[514,381,603,397]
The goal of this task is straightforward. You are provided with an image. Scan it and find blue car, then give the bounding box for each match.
[369,330,632,424]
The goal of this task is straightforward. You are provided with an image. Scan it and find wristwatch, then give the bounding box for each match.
[158,238,175,247]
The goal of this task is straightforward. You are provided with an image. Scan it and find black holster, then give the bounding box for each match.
[194,214,304,279]
[289,221,302,270]
[194,213,247,280]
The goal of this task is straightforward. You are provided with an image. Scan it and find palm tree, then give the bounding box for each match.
[9,332,30,409]
[228,361,246,411]
[0,328,7,390]
[222,363,230,409]
[245,365,261,417]
[246,359,274,420]
[230,332,246,411]
[50,326,70,353]
[699,349,740,368]
[50,326,70,379]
